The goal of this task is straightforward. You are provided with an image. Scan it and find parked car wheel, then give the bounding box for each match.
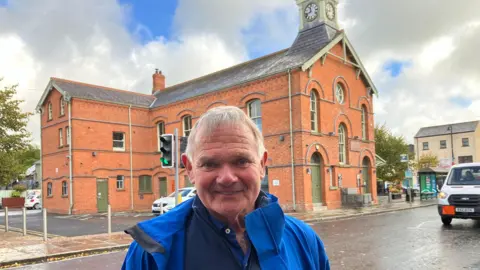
[33,203,41,210]
[441,217,452,225]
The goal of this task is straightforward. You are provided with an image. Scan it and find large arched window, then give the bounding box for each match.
[361,105,368,140]
[338,124,347,164]
[247,99,262,132]
[182,115,192,136]
[310,90,318,132]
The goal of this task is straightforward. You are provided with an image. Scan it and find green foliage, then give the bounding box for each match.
[13,184,27,192]
[412,153,439,170]
[375,123,410,183]
[11,191,22,198]
[0,78,34,186]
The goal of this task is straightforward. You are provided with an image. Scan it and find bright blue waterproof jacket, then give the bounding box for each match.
[122,193,330,269]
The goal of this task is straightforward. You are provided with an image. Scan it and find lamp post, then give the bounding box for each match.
[447,125,454,165]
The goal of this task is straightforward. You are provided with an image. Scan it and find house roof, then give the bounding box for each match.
[151,23,340,108]
[36,78,155,111]
[37,22,379,110]
[414,121,479,138]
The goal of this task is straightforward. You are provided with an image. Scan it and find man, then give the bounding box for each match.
[122,106,330,269]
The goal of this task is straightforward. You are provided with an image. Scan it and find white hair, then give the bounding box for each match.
[184,106,266,161]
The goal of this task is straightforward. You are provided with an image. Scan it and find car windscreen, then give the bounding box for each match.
[447,166,480,185]
[167,189,192,197]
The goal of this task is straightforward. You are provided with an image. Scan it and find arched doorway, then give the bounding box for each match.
[311,152,324,203]
[362,156,372,194]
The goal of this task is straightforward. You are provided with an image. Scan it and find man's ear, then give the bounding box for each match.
[181,153,195,184]
[259,151,268,178]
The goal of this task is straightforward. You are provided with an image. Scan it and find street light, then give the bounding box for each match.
[447,125,454,165]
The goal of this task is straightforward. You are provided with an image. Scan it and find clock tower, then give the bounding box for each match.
[296,0,339,31]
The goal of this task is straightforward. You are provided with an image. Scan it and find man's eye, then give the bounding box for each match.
[236,159,250,167]
[202,162,217,169]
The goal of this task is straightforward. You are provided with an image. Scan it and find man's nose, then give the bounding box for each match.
[216,165,238,184]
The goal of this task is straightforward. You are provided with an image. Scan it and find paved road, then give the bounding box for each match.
[312,205,480,269]
[8,206,480,269]
[11,251,127,270]
[0,211,153,237]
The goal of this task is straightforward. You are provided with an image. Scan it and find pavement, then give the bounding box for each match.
[0,197,438,268]
[6,204,480,270]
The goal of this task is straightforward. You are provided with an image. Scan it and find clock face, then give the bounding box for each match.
[326,2,335,20]
[304,2,319,22]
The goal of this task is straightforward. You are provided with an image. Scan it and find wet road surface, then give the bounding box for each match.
[11,206,480,269]
[0,211,152,237]
[11,251,127,270]
[312,205,480,269]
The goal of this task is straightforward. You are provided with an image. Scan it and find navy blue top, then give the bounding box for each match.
[192,197,252,268]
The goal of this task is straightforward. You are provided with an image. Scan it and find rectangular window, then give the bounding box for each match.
[113,132,125,151]
[48,103,52,120]
[458,156,473,164]
[157,122,165,151]
[62,181,68,196]
[47,183,52,197]
[139,175,152,193]
[116,175,124,190]
[65,126,70,145]
[422,142,429,150]
[462,138,469,147]
[183,116,192,136]
[59,128,63,147]
[60,99,65,116]
[440,140,446,149]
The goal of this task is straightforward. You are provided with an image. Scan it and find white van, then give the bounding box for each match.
[437,162,480,225]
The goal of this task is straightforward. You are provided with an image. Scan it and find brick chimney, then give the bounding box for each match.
[152,68,165,94]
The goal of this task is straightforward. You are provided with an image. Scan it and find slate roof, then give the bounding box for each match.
[151,23,339,108]
[51,78,155,108]
[414,121,479,138]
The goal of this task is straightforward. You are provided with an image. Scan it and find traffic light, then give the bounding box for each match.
[160,134,175,168]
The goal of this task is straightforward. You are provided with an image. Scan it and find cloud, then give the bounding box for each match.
[1,0,480,149]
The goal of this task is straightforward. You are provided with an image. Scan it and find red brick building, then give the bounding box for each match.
[36,0,379,214]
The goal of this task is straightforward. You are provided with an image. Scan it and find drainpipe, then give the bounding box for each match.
[68,100,73,215]
[288,69,296,211]
[39,111,43,208]
[129,105,134,210]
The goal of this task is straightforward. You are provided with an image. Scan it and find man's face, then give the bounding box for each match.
[182,124,267,220]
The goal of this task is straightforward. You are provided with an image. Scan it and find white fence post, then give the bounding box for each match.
[43,208,47,241]
[108,205,112,236]
[23,207,27,236]
[4,207,8,232]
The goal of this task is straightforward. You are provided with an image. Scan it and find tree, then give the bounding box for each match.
[412,153,439,170]
[0,78,33,186]
[375,123,410,183]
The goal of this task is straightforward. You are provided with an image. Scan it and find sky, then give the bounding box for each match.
[0,0,479,147]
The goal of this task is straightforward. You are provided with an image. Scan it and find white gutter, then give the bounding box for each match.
[288,69,296,211]
[129,105,134,210]
[68,100,73,215]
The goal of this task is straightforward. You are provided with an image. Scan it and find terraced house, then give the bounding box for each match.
[36,0,379,214]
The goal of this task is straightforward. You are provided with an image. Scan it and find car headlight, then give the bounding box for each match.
[439,192,448,199]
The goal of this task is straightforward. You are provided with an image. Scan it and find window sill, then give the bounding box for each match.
[310,131,323,136]
[47,195,53,198]
[338,164,351,168]
[59,114,65,118]
[139,192,153,195]
[117,189,125,192]
[113,148,126,152]
[47,119,53,122]
[329,186,338,190]
[62,195,68,198]
[58,146,64,149]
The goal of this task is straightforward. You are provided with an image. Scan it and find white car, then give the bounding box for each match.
[152,187,196,215]
[24,194,42,210]
[438,162,480,225]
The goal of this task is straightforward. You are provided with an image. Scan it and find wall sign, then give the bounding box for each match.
[273,180,280,186]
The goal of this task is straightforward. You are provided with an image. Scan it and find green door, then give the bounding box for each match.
[96,179,108,213]
[362,157,371,194]
[311,153,323,203]
[159,177,168,197]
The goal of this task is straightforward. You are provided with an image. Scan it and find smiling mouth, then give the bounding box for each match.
[216,191,242,195]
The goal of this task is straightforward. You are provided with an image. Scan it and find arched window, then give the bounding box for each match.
[247,99,262,132]
[361,105,368,140]
[48,102,53,120]
[47,182,52,197]
[182,115,192,136]
[335,83,345,104]
[310,90,318,132]
[338,124,347,164]
[60,98,65,116]
[62,181,68,196]
[157,121,165,151]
